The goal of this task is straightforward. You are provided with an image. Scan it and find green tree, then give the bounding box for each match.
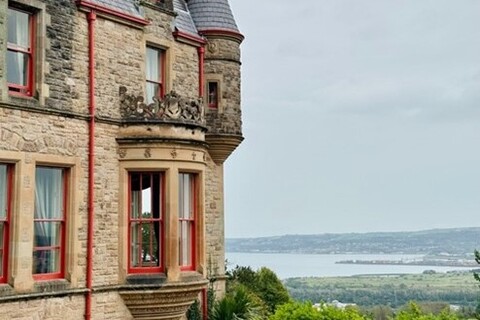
[475,250,480,320]
[395,302,459,320]
[255,267,290,313]
[228,265,290,314]
[211,285,264,320]
[269,301,367,320]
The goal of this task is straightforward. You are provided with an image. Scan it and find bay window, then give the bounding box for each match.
[0,164,12,283]
[33,167,67,280]
[145,46,165,104]
[7,6,35,96]
[178,173,196,271]
[128,172,164,273]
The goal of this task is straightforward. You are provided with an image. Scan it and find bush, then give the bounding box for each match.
[269,301,367,320]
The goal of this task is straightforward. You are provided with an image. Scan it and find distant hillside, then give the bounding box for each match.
[226,227,480,255]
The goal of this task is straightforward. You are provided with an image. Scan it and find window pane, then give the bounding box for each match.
[34,222,61,247]
[146,47,159,82]
[146,82,159,104]
[7,9,30,48]
[141,174,152,219]
[130,222,140,266]
[0,165,6,220]
[33,249,60,274]
[208,82,218,107]
[179,221,191,266]
[7,50,29,86]
[179,174,191,219]
[35,167,63,220]
[141,222,159,266]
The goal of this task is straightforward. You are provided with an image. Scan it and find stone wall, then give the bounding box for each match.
[204,38,242,135]
[204,156,226,294]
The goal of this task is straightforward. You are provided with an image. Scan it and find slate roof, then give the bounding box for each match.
[187,0,239,32]
[89,0,145,19]
[173,0,200,36]
[86,0,240,37]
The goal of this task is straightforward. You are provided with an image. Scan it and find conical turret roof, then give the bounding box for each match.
[186,0,240,33]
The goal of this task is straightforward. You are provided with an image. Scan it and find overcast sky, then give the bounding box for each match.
[224,0,480,238]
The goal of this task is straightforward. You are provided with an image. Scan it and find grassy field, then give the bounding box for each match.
[285,271,479,307]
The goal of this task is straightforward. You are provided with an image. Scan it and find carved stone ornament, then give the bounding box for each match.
[119,86,205,125]
[144,148,151,158]
[118,148,127,158]
[171,149,178,159]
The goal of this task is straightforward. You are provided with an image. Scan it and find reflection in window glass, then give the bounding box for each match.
[129,172,163,271]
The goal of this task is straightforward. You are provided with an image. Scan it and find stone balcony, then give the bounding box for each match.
[119,86,206,128]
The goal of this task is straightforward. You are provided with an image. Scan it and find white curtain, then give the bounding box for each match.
[34,167,63,274]
[179,174,192,266]
[145,47,160,104]
[7,9,30,86]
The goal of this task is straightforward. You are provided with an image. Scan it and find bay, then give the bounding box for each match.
[226,252,474,279]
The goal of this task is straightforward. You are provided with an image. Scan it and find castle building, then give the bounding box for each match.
[0,0,243,318]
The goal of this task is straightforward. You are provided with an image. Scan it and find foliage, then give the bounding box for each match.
[186,300,202,320]
[395,302,459,320]
[285,272,477,308]
[228,265,290,314]
[474,250,480,320]
[211,285,264,320]
[269,301,366,320]
[255,267,291,313]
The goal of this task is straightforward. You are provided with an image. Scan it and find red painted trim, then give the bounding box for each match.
[202,288,208,320]
[179,174,196,271]
[7,7,35,96]
[32,167,68,282]
[160,51,166,98]
[0,164,12,284]
[198,29,244,43]
[76,0,149,26]
[127,172,165,274]
[85,10,96,320]
[198,47,205,98]
[173,30,206,46]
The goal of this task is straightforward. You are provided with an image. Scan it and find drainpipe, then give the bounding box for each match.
[86,10,96,320]
[198,46,205,97]
[197,45,207,319]
[202,287,208,320]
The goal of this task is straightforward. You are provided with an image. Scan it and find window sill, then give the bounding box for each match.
[34,279,70,293]
[126,273,167,286]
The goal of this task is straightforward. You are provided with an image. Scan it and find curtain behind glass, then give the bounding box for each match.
[34,167,63,274]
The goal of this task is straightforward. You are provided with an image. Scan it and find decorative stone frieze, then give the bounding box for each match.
[119,86,205,126]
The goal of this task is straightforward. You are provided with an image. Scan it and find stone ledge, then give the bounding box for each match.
[205,133,244,164]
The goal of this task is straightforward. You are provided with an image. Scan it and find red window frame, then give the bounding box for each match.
[7,6,35,97]
[178,173,196,271]
[33,167,68,281]
[207,82,219,109]
[128,172,165,274]
[145,46,165,103]
[0,164,13,284]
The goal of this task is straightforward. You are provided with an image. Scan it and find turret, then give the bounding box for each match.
[188,0,244,164]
